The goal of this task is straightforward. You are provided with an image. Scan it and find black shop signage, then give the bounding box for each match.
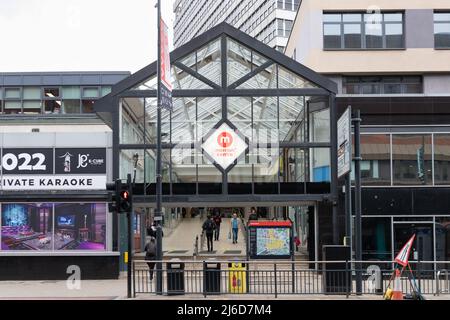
[1,148,54,174]
[55,148,106,174]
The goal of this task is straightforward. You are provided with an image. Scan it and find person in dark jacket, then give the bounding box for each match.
[248,207,258,222]
[202,215,216,252]
[144,237,156,280]
[147,221,164,238]
[213,213,222,241]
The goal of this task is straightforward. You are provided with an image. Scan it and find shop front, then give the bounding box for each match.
[0,131,118,280]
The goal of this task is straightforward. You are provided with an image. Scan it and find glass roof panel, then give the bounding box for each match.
[279,96,306,142]
[278,65,318,89]
[236,64,277,89]
[228,97,252,140]
[227,38,252,86]
[172,65,212,90]
[171,97,196,144]
[178,51,196,70]
[197,38,222,86]
[197,97,222,140]
[253,96,278,144]
[133,75,157,90]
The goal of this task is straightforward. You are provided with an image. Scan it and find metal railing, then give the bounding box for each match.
[132,259,450,298]
[436,269,449,296]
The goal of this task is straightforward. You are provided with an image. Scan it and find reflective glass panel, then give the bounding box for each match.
[392,134,432,185]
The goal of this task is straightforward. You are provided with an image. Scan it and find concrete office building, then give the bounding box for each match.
[285,0,450,266]
[174,0,300,52]
[0,72,129,280]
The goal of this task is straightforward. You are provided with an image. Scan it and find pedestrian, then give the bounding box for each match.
[147,221,164,238]
[213,212,222,241]
[144,236,156,281]
[202,215,216,252]
[230,212,240,244]
[248,207,258,222]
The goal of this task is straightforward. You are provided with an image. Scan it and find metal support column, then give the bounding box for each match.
[329,94,339,245]
[353,110,362,295]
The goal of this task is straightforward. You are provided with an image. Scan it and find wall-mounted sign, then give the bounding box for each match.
[1,148,53,175]
[337,107,352,178]
[0,175,107,190]
[201,123,248,171]
[0,148,107,191]
[55,148,106,174]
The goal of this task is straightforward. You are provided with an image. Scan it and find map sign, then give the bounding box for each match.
[248,221,293,259]
[256,228,290,256]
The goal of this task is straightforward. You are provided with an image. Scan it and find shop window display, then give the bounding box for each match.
[1,203,53,250]
[1,202,107,251]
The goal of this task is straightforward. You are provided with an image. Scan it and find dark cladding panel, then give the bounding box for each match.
[23,75,42,85]
[81,74,101,85]
[42,75,61,85]
[3,75,22,86]
[62,74,81,85]
[361,188,412,215]
[413,188,450,214]
[101,74,129,85]
[0,255,119,280]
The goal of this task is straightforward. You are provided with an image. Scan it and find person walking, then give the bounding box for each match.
[213,212,222,241]
[202,215,216,252]
[230,212,240,244]
[144,236,156,281]
[248,207,258,222]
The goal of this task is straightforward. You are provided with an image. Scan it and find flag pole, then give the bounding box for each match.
[155,0,163,295]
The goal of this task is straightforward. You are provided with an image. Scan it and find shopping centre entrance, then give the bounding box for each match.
[131,204,314,259]
[94,23,338,267]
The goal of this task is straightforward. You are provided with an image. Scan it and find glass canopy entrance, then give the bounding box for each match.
[94,22,338,206]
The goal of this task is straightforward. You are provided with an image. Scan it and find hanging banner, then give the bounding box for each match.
[394,234,416,267]
[160,18,173,111]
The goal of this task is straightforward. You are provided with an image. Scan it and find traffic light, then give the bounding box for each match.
[106,179,121,213]
[119,187,132,213]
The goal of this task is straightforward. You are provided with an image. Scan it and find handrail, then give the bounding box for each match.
[436,269,449,296]
[133,259,450,264]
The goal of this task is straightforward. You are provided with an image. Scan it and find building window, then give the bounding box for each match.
[360,135,391,185]
[343,76,422,94]
[277,19,293,37]
[4,88,21,99]
[392,134,432,186]
[323,12,404,49]
[434,12,450,48]
[44,87,60,99]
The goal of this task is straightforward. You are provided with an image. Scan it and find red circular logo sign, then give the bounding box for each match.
[217,131,233,148]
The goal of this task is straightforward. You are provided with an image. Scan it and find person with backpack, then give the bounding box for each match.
[202,215,216,252]
[144,237,157,281]
[213,212,222,241]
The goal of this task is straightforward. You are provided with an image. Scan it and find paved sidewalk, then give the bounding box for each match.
[0,278,449,300]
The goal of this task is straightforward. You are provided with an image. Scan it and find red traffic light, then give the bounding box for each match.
[120,190,129,199]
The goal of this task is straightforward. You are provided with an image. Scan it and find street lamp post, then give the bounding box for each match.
[156,0,163,295]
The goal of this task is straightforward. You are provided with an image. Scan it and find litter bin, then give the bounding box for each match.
[322,245,351,295]
[228,262,247,293]
[167,259,185,295]
[203,260,221,295]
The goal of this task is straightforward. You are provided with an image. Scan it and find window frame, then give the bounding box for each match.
[343,75,423,95]
[323,11,405,50]
[434,11,450,49]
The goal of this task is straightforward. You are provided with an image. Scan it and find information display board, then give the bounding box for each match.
[247,221,293,259]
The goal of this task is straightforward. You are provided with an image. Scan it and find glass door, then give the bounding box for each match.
[393,222,434,270]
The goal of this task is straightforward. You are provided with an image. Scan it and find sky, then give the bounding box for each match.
[0,0,174,73]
